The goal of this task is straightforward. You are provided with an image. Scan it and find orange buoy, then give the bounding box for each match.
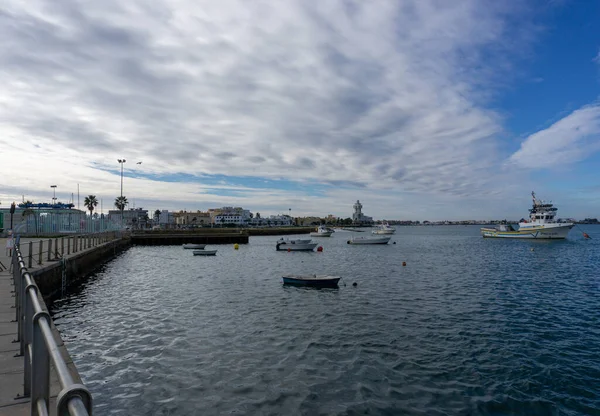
[402,261,406,266]
[317,246,323,252]
[287,248,291,252]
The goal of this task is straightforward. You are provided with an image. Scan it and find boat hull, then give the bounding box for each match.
[372,230,395,235]
[276,242,318,251]
[480,224,573,239]
[193,250,217,255]
[348,236,391,245]
[282,275,340,287]
[183,244,206,249]
[310,232,332,237]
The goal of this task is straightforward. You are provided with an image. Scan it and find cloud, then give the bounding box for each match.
[0,0,560,218]
[509,104,600,169]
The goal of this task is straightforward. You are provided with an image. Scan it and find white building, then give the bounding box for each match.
[248,215,293,227]
[209,207,252,226]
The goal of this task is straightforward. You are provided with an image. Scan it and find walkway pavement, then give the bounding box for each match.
[0,235,109,415]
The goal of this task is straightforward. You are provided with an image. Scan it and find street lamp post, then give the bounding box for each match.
[117,159,126,197]
[51,185,57,205]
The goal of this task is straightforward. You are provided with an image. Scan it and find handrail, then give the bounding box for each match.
[12,243,94,415]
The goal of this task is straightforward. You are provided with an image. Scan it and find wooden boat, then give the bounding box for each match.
[183,243,206,249]
[347,235,391,245]
[282,275,341,287]
[193,249,217,256]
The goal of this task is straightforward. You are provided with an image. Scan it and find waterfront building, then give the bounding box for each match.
[209,206,252,226]
[174,210,211,226]
[107,208,149,229]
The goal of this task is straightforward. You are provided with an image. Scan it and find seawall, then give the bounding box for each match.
[32,237,131,302]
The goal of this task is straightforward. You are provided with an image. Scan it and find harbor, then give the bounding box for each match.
[46,225,599,415]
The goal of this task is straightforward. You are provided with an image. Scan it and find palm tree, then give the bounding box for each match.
[114,196,128,215]
[154,209,161,222]
[84,195,98,217]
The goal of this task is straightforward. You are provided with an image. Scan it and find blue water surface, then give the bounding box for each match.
[52,225,600,415]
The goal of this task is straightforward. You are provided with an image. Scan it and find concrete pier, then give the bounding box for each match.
[0,233,127,415]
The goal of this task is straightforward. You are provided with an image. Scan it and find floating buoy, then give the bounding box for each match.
[287,248,291,252]
[393,242,396,244]
[402,261,406,266]
[317,246,323,252]
[530,248,534,252]
[352,282,358,287]
[234,243,239,250]
[347,241,350,244]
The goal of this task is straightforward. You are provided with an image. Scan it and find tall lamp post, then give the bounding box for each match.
[117,159,126,225]
[117,159,126,197]
[50,185,57,205]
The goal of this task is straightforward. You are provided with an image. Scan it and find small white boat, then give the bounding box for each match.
[372,222,396,235]
[347,235,391,245]
[277,237,312,244]
[183,243,206,249]
[310,225,333,237]
[276,240,318,251]
[480,192,573,239]
[193,249,217,256]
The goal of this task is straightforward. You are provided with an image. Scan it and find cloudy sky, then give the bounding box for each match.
[1,0,599,220]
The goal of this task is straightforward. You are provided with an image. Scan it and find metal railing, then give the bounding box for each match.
[12,245,94,415]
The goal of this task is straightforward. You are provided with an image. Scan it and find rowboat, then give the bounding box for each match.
[193,249,217,256]
[282,275,341,287]
[183,243,206,249]
[276,240,318,251]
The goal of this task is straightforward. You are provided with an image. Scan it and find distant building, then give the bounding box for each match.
[158,210,175,227]
[352,200,373,224]
[174,210,211,226]
[209,207,252,225]
[108,207,149,228]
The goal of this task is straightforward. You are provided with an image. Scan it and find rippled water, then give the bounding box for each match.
[52,225,600,415]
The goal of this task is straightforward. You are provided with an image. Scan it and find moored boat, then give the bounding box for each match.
[183,243,206,249]
[276,240,318,251]
[277,237,312,244]
[347,235,391,245]
[310,225,333,237]
[372,222,396,235]
[193,249,217,256]
[282,274,341,287]
[480,192,573,239]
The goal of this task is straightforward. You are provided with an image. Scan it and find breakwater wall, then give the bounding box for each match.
[32,236,131,302]
[131,232,249,245]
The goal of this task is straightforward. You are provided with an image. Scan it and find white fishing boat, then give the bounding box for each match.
[193,249,217,256]
[310,225,333,237]
[183,243,206,249]
[347,235,392,245]
[276,239,318,251]
[372,222,396,235]
[480,192,574,239]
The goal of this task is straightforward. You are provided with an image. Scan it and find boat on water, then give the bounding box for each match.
[347,235,392,245]
[277,237,312,244]
[480,192,574,239]
[276,239,318,251]
[193,249,217,256]
[183,243,206,249]
[310,225,333,237]
[372,222,396,235]
[282,275,341,288]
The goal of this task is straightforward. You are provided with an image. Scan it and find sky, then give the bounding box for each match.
[1,0,599,221]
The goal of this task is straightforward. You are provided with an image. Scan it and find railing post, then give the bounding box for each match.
[23,280,35,398]
[31,312,50,416]
[61,238,65,257]
[54,238,58,259]
[12,252,21,343]
[28,241,33,268]
[47,239,52,261]
[80,235,83,251]
[38,240,43,265]
[67,237,71,255]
